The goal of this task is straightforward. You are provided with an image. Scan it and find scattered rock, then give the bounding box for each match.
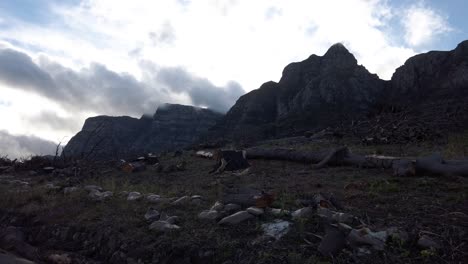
[246,207,264,216]
[198,210,220,221]
[211,201,224,211]
[417,235,441,249]
[89,190,113,201]
[291,207,315,220]
[144,208,160,222]
[261,220,291,240]
[127,192,142,201]
[191,195,202,200]
[149,221,180,232]
[218,211,254,225]
[146,194,161,203]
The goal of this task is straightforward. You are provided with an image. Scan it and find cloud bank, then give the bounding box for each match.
[0,130,57,158]
[0,47,244,116]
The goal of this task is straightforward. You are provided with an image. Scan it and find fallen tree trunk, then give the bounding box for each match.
[246,147,468,177]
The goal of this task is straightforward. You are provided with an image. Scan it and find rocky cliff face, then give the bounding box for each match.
[63,104,222,159]
[214,41,468,142]
[215,43,387,141]
[390,40,468,104]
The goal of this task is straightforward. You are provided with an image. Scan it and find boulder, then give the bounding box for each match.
[224,203,241,213]
[144,208,160,222]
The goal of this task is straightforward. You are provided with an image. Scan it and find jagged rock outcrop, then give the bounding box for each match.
[63,104,222,159]
[212,43,387,141]
[390,40,468,104]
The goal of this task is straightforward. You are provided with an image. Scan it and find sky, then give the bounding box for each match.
[0,0,466,158]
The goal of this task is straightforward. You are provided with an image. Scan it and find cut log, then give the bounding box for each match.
[245,147,468,177]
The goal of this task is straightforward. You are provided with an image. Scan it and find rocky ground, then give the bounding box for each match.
[0,137,467,264]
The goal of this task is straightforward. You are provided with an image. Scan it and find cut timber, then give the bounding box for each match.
[246,147,468,177]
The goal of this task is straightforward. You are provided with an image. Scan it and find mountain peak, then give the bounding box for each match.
[324,43,351,56]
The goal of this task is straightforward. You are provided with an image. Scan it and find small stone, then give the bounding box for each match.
[89,190,113,201]
[211,201,224,211]
[246,207,264,216]
[417,235,441,249]
[218,211,254,225]
[172,196,190,205]
[224,203,241,213]
[146,194,161,203]
[261,220,291,240]
[291,207,315,220]
[191,195,202,200]
[198,210,220,221]
[127,192,142,201]
[144,208,160,222]
[149,221,180,232]
[63,187,79,194]
[45,183,60,190]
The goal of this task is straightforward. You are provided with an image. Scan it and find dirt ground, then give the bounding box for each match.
[0,138,467,263]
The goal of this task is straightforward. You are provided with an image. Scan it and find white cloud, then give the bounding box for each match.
[0,0,456,155]
[402,2,452,47]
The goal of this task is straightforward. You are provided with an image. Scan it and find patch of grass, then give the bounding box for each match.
[444,132,468,158]
[368,179,400,195]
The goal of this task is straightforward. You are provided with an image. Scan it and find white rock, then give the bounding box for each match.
[198,210,220,221]
[218,211,254,225]
[211,201,224,211]
[191,195,202,200]
[347,228,388,251]
[89,190,113,201]
[246,207,264,216]
[262,220,291,240]
[127,192,142,201]
[292,207,315,220]
[149,221,180,232]
[144,208,160,222]
[172,196,190,205]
